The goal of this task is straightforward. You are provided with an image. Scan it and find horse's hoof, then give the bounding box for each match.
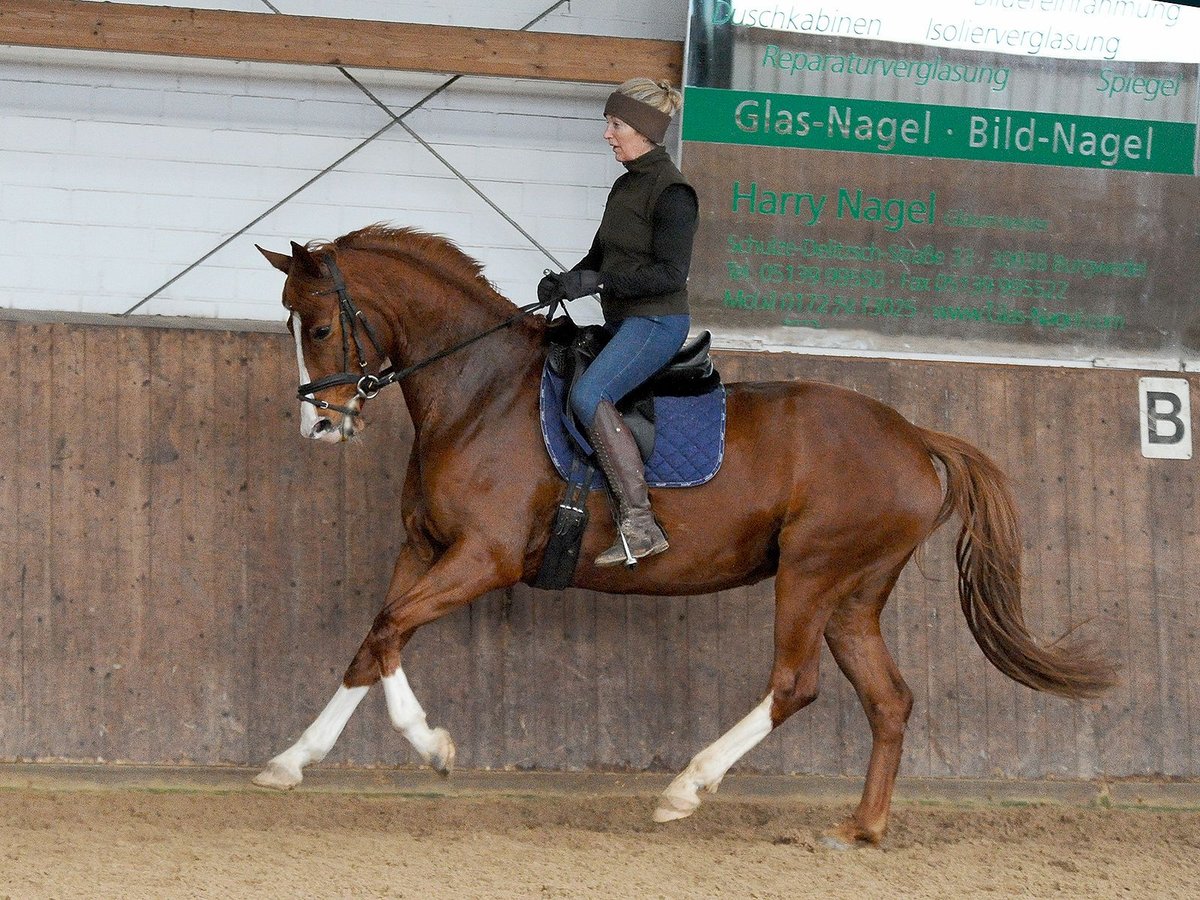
[252,759,302,790]
[427,727,456,777]
[819,819,881,850]
[653,784,701,823]
[818,832,856,851]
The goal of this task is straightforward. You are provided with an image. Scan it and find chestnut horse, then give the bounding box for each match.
[255,225,1113,847]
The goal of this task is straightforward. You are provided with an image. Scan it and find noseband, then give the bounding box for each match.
[295,253,554,418]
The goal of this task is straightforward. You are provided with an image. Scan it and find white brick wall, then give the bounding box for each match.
[0,0,687,321]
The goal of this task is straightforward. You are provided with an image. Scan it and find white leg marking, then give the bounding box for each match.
[292,311,321,438]
[382,667,456,775]
[252,685,369,790]
[654,694,774,823]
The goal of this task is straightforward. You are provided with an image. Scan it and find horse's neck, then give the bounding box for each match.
[383,285,543,438]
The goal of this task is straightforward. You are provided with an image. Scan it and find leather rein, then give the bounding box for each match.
[295,254,555,418]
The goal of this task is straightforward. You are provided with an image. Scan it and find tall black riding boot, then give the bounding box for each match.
[588,400,669,566]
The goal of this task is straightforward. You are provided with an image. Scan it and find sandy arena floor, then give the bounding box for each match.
[1,766,1198,899]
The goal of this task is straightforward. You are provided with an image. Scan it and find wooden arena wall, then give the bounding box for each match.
[1,317,1197,780]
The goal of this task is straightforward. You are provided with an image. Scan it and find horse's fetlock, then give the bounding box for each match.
[390,711,427,735]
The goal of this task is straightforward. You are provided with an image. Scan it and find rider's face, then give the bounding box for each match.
[604,115,654,163]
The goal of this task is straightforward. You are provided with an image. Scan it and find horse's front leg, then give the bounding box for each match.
[254,539,510,789]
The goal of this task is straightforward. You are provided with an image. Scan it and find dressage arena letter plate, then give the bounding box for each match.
[1138,377,1192,459]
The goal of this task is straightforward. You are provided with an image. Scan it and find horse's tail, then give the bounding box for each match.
[921,428,1117,699]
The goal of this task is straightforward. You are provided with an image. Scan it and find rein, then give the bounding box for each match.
[296,253,555,417]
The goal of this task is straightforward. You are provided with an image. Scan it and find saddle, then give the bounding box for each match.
[534,319,726,591]
[545,318,721,460]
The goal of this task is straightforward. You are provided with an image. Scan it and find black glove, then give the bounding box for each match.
[555,269,603,300]
[537,272,562,305]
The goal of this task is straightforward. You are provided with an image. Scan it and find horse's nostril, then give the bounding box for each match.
[313,418,333,435]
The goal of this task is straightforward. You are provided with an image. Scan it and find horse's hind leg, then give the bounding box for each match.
[654,569,841,823]
[820,569,914,848]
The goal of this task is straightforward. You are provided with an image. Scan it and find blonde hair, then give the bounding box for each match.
[616,77,683,117]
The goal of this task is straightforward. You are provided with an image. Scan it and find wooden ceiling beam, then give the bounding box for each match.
[0,0,683,85]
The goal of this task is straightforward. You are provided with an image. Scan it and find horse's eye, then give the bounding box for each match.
[311,325,332,341]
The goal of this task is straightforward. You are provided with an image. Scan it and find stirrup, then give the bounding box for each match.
[619,530,636,567]
[594,522,669,567]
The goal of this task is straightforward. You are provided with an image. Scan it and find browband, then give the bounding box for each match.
[603,91,671,144]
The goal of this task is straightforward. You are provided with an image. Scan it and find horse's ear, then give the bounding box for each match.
[256,244,292,274]
[290,241,325,278]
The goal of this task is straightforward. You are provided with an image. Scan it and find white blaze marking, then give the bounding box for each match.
[292,311,321,438]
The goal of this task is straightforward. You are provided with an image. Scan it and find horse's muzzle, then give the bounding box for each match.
[306,407,361,443]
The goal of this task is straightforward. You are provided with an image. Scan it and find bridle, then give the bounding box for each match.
[294,253,555,418]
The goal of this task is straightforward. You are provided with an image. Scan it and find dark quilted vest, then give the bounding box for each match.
[594,146,694,321]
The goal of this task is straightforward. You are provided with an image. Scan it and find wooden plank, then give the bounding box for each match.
[142,327,207,761]
[103,326,155,762]
[205,331,257,765]
[63,325,154,763]
[1090,374,1135,777]
[1147,436,1192,775]
[38,325,93,759]
[0,0,683,85]
[593,594,630,768]
[683,592,722,770]
[624,592,660,769]
[500,583,537,768]
[240,330,298,768]
[656,592,693,772]
[10,324,55,760]
[1061,369,1106,777]
[1118,382,1159,775]
[560,587,598,772]
[1095,373,1142,776]
[219,331,269,768]
[464,590,508,770]
[1185,378,1200,776]
[0,323,25,759]
[519,583,568,770]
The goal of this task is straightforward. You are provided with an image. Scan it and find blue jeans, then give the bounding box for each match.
[570,314,691,429]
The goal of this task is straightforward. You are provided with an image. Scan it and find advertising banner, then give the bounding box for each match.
[682,1,1200,364]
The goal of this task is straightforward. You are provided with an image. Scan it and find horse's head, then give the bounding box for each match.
[258,241,390,443]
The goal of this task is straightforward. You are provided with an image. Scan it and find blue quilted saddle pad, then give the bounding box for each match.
[539,361,726,489]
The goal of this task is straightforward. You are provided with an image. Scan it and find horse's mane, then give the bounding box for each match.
[308,224,546,344]
[314,224,512,311]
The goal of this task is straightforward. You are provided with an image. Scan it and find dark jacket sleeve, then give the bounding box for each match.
[571,235,605,273]
[595,184,698,300]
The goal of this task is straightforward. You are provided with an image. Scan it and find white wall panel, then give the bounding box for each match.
[0,1,688,320]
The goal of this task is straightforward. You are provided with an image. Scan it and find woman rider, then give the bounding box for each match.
[539,77,698,567]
